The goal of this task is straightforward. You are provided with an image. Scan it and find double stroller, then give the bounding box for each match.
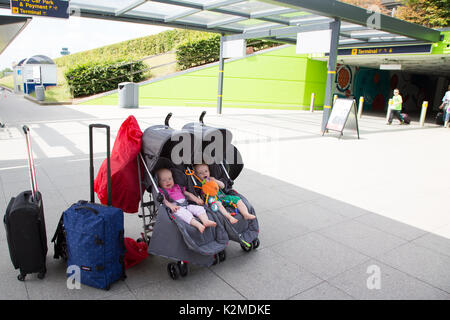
[137,112,260,280]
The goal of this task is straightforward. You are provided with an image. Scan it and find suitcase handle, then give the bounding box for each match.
[74,206,99,215]
[89,124,111,206]
[22,125,39,202]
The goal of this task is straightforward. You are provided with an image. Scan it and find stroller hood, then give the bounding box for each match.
[182,122,243,181]
[141,125,194,172]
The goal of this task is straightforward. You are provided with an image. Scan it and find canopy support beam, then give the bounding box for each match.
[321,18,341,132]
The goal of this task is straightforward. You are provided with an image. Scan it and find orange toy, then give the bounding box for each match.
[185,169,219,204]
[200,180,219,197]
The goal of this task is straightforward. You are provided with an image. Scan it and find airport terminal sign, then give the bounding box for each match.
[10,0,69,19]
[338,44,432,56]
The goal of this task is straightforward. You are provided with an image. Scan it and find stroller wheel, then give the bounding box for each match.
[178,261,189,277]
[167,262,180,280]
[240,242,252,252]
[218,250,226,262]
[252,238,260,249]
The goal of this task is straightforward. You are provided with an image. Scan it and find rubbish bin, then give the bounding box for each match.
[35,85,45,101]
[118,82,139,108]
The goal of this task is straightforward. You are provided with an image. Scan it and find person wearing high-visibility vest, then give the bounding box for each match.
[387,88,405,125]
[438,84,450,128]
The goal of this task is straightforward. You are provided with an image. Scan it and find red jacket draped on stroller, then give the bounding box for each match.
[94,115,143,213]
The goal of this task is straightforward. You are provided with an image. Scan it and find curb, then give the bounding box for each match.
[23,94,73,106]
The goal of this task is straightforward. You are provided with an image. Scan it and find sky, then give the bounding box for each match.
[0,8,171,70]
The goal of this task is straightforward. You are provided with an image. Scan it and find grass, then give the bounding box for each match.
[0,74,14,90]
[142,52,177,79]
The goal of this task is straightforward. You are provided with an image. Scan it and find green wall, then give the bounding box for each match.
[84,45,328,110]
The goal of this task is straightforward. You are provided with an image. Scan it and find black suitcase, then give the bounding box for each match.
[3,125,47,281]
[436,112,444,125]
[401,113,411,124]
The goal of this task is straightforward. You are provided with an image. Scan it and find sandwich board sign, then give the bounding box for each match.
[323,98,360,139]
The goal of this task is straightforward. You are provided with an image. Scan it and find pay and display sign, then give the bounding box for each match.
[10,0,69,19]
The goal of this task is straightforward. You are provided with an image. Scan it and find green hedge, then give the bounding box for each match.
[176,35,282,70]
[55,29,214,69]
[65,60,147,98]
[176,35,221,70]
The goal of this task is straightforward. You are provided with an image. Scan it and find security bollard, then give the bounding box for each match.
[419,101,428,127]
[386,99,393,123]
[358,96,364,119]
[310,93,315,112]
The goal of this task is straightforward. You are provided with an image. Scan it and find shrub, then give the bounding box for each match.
[54,29,213,69]
[65,60,147,98]
[176,35,282,70]
[176,35,221,70]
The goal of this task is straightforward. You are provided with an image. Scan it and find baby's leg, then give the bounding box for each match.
[176,206,205,233]
[236,199,256,220]
[217,202,238,224]
[187,205,216,228]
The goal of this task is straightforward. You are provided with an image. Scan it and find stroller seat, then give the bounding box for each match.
[139,119,230,280]
[188,163,260,251]
[182,115,260,252]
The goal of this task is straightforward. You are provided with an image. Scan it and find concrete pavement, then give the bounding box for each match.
[0,90,449,300]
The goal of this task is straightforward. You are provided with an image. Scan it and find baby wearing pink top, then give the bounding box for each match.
[156,168,216,233]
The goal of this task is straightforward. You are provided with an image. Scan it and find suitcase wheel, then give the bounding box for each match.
[17,273,26,281]
[37,271,46,280]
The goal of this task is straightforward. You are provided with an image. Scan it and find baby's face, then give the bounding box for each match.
[194,164,210,181]
[158,170,174,189]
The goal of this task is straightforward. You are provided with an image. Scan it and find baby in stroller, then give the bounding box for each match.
[193,163,256,221]
[157,168,217,233]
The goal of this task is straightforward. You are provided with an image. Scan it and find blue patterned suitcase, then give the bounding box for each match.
[63,124,125,290]
[64,201,125,290]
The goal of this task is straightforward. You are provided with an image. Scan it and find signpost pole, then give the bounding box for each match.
[353,100,360,139]
[321,19,341,133]
[419,101,428,127]
[386,99,393,123]
[217,34,225,115]
[357,96,364,119]
[310,93,315,112]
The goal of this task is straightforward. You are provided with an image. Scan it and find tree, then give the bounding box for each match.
[0,68,13,78]
[394,0,450,28]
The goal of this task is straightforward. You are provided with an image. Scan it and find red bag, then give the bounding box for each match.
[124,237,148,269]
[94,115,143,213]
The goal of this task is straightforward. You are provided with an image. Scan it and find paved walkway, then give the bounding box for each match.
[0,91,449,300]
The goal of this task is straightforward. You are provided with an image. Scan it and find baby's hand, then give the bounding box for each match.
[170,205,180,213]
[195,197,204,205]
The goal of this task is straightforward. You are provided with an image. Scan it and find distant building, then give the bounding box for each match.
[61,47,70,56]
[13,55,57,94]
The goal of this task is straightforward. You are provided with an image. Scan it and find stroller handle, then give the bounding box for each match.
[221,162,234,187]
[138,153,164,203]
[199,111,206,125]
[164,113,172,127]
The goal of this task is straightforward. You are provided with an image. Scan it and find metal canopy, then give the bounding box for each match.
[0,15,31,55]
[32,0,450,44]
[0,0,441,46]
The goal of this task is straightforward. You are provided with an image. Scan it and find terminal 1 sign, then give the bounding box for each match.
[10,0,69,19]
[339,44,432,56]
